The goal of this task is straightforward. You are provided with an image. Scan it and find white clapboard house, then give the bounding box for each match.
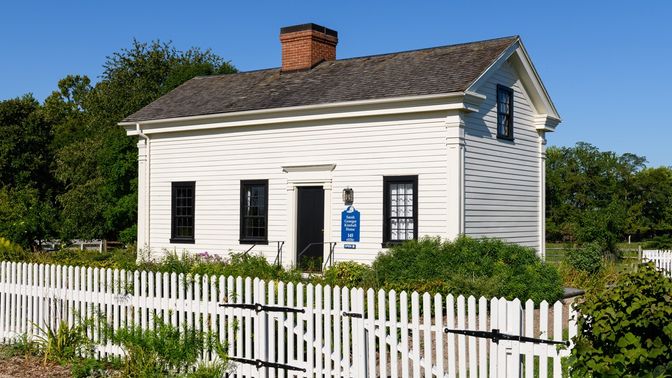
[119,23,560,268]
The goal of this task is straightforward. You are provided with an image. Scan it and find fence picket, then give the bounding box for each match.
[332,286,341,378]
[539,301,549,378]
[468,296,477,378]
[341,286,350,378]
[457,295,467,378]
[378,289,387,378]
[552,301,563,378]
[400,291,410,378]
[478,297,488,378]
[367,288,376,378]
[410,292,420,378]
[422,292,432,378]
[390,290,399,378]
[524,299,534,378]
[324,285,332,378]
[433,293,443,378]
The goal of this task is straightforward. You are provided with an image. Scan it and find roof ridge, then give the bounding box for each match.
[192,35,519,80]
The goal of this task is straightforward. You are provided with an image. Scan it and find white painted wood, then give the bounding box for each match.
[468,296,477,378]
[0,263,580,377]
[390,290,399,378]
[433,293,444,377]
[366,288,376,378]
[422,292,432,378]
[539,301,549,378]
[457,295,467,378]
[378,289,387,378]
[410,292,420,378]
[478,296,488,378]
[552,301,563,378]
[643,250,672,276]
[463,60,544,254]
[399,291,410,378]
[524,299,534,378]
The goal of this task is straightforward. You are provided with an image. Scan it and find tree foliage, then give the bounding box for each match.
[546,142,672,250]
[0,40,236,246]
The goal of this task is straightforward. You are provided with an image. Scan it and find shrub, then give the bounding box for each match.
[321,261,376,288]
[112,316,227,377]
[566,242,604,274]
[644,234,672,250]
[372,236,563,302]
[568,262,672,376]
[0,237,27,261]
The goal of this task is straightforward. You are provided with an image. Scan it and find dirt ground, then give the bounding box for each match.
[0,355,72,378]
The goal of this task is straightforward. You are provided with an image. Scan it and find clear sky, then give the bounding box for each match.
[1,1,670,166]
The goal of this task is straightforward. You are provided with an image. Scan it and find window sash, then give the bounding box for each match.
[496,85,513,139]
[240,180,269,243]
[171,182,195,243]
[383,176,418,245]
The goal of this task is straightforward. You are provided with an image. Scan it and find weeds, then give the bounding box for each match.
[33,319,94,364]
[112,316,228,377]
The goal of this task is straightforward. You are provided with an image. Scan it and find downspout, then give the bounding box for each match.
[136,123,150,253]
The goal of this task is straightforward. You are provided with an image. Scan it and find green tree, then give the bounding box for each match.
[0,95,58,248]
[54,40,236,242]
[627,167,672,238]
[545,142,648,249]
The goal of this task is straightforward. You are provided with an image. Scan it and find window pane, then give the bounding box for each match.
[241,181,268,241]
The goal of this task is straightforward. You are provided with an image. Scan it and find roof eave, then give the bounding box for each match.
[120,91,483,135]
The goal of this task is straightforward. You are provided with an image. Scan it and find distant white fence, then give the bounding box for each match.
[642,250,672,277]
[0,261,577,377]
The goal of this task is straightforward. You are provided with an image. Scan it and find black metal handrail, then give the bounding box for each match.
[242,240,285,262]
[296,241,337,271]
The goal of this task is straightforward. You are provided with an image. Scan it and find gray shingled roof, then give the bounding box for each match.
[122,36,518,123]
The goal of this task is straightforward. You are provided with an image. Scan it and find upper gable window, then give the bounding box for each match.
[496,85,514,140]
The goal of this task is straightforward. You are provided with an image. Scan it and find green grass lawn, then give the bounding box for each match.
[545,242,643,273]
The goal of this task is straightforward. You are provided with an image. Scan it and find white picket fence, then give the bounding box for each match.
[642,250,672,277]
[0,261,577,377]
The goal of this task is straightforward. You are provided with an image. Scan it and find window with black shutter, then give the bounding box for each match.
[171,181,195,244]
[383,176,418,245]
[240,180,269,244]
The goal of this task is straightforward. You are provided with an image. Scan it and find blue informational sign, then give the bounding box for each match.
[341,206,360,243]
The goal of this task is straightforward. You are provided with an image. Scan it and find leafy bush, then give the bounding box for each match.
[569,262,672,376]
[566,242,604,274]
[372,237,563,302]
[112,316,226,377]
[0,237,27,261]
[644,234,672,250]
[321,261,376,288]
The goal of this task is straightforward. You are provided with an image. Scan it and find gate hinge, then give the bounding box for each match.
[444,328,569,347]
[228,356,306,372]
[219,302,305,313]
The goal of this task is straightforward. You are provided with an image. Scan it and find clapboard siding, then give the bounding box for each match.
[463,60,541,251]
[147,114,450,264]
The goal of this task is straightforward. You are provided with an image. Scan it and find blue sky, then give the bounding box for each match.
[1,1,670,166]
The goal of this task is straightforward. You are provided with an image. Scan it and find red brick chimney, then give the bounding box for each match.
[280,23,338,72]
